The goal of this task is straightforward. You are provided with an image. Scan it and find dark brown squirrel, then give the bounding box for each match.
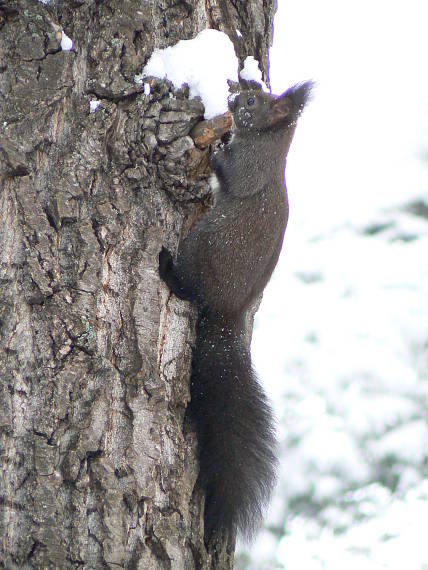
[159,80,313,539]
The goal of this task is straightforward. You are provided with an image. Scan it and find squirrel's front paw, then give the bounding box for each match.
[159,247,173,281]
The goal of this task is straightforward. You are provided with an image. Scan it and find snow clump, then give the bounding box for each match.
[240,56,268,91]
[139,29,238,119]
[61,31,73,51]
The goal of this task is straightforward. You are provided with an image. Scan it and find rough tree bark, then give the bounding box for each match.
[0,1,276,568]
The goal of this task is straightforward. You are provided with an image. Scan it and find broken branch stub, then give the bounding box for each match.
[190,112,232,149]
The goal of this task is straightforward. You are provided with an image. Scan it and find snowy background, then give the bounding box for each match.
[238,0,428,568]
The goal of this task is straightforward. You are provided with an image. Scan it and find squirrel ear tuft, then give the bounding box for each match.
[284,80,314,113]
[268,81,314,126]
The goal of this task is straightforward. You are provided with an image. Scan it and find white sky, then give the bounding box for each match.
[269,0,428,233]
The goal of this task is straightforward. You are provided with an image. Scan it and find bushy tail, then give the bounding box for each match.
[188,310,278,539]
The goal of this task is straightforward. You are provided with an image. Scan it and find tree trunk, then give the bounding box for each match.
[0,1,275,568]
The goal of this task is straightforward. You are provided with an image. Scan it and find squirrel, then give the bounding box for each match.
[159,80,313,539]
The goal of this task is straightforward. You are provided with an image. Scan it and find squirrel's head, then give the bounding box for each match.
[229,81,314,134]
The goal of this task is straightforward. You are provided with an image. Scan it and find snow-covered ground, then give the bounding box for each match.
[238,0,428,568]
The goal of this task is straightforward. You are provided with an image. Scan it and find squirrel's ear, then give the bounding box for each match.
[268,95,291,126]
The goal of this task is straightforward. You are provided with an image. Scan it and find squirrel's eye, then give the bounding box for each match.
[247,97,255,106]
